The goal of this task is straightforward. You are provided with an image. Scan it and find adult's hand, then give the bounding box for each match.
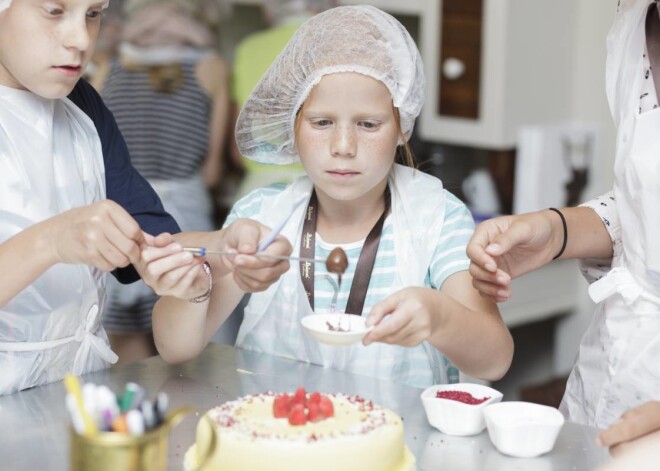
[467,210,562,302]
[598,402,660,456]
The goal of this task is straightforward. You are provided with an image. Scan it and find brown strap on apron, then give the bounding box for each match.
[299,188,391,314]
[645,2,660,103]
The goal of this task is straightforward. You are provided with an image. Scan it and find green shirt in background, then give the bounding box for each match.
[232,21,305,186]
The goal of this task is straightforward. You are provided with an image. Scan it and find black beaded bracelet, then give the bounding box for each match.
[548,208,567,260]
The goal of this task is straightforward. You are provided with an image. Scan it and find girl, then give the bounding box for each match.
[153,5,514,388]
[0,0,290,394]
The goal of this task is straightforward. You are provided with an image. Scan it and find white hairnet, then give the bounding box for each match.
[235,5,425,164]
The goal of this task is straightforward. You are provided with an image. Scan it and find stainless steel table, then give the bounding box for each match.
[0,343,610,470]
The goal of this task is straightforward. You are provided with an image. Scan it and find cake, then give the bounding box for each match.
[184,388,415,471]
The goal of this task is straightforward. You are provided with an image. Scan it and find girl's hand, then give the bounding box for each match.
[48,200,143,271]
[598,402,660,456]
[219,218,292,293]
[362,287,439,347]
[137,232,209,301]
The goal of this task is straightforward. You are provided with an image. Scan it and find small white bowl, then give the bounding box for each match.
[301,313,373,346]
[421,383,503,436]
[484,401,565,458]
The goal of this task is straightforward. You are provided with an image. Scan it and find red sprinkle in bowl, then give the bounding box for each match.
[421,383,503,436]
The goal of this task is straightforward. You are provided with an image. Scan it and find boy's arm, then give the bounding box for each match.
[68,79,181,283]
[0,201,143,308]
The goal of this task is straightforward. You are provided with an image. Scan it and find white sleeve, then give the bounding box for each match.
[577,191,623,283]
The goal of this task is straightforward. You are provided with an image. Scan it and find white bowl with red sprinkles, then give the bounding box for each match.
[421,383,503,436]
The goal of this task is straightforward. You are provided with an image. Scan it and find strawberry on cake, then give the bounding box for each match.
[184,388,414,471]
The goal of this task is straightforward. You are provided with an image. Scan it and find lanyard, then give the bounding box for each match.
[299,188,391,314]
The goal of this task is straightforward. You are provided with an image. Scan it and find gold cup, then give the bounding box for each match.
[70,406,213,471]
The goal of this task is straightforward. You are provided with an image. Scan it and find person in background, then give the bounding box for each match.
[93,0,231,364]
[466,0,660,455]
[228,0,336,201]
[0,0,291,395]
[153,5,514,388]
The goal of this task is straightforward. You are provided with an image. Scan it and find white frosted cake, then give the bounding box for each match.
[184,389,414,471]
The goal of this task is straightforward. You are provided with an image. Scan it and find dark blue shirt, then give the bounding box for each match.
[68,79,181,283]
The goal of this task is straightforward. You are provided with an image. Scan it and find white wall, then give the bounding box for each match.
[571,0,618,191]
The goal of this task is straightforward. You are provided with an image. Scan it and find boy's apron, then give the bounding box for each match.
[0,85,117,395]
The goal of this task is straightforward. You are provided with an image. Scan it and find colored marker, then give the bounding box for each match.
[155,392,169,425]
[65,393,85,435]
[140,400,156,430]
[64,374,98,436]
[126,409,145,436]
[120,382,140,412]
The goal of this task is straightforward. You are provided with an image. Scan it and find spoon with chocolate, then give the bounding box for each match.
[183,246,348,275]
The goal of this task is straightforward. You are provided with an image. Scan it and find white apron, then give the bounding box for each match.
[0,85,117,395]
[560,0,660,427]
[235,164,452,388]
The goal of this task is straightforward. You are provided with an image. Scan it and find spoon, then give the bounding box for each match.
[183,247,327,266]
[183,247,350,279]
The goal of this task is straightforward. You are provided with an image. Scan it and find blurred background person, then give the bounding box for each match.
[93,0,231,364]
[229,0,336,201]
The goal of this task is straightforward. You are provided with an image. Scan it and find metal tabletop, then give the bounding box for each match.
[0,343,610,470]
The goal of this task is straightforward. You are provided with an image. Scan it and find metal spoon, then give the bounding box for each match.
[182,247,328,266]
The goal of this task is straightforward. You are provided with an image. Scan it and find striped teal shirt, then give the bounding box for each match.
[224,181,475,387]
[225,183,474,312]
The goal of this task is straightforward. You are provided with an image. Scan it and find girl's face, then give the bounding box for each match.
[296,72,400,206]
[0,0,105,98]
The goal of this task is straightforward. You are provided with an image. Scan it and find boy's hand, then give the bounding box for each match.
[49,200,143,271]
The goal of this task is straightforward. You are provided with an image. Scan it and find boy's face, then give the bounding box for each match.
[0,0,105,98]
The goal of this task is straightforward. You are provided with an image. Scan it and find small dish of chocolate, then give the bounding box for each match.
[301,313,373,346]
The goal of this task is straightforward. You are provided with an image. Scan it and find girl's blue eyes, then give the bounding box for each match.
[311,120,381,130]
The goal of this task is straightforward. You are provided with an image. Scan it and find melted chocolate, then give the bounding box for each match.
[326,247,348,275]
[326,320,350,332]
